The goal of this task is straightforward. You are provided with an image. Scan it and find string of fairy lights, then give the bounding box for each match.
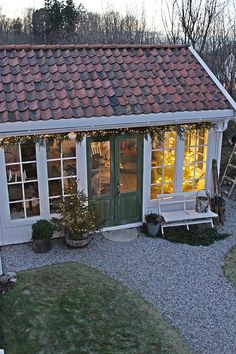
[0,122,215,148]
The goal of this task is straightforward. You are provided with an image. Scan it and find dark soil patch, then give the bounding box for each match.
[0,280,13,295]
[141,223,229,246]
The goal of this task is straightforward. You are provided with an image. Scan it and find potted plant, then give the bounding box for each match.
[145,213,162,237]
[53,184,97,248]
[32,219,54,253]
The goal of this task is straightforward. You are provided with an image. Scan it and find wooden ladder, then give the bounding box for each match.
[220,143,236,199]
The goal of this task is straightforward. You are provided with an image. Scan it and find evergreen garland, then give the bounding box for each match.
[0,122,215,148]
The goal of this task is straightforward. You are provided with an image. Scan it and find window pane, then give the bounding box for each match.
[24,182,39,199]
[194,179,206,191]
[183,181,193,192]
[152,139,163,149]
[184,147,195,162]
[47,143,61,160]
[62,140,76,158]
[185,131,196,146]
[151,185,162,200]
[91,141,111,197]
[22,163,37,181]
[25,200,40,217]
[49,179,62,197]
[63,178,77,194]
[49,197,62,213]
[8,184,23,201]
[164,150,175,165]
[164,132,176,148]
[163,183,174,194]
[164,166,174,182]
[196,145,207,162]
[183,130,208,193]
[10,202,24,219]
[5,145,20,163]
[47,161,61,178]
[151,168,163,184]
[21,143,36,161]
[196,162,206,179]
[6,165,21,182]
[120,138,137,193]
[183,164,194,179]
[152,151,163,166]
[150,132,176,199]
[63,159,76,176]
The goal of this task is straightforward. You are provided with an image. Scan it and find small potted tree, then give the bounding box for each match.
[145,213,162,237]
[53,184,97,248]
[32,219,54,253]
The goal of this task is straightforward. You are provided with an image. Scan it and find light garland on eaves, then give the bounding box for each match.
[0,122,215,148]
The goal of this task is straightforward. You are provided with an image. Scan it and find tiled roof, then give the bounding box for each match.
[0,44,232,123]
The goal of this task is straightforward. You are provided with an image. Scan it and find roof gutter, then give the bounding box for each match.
[0,109,234,138]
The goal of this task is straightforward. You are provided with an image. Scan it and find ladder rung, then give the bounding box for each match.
[223,176,235,183]
[228,164,236,168]
[222,190,229,195]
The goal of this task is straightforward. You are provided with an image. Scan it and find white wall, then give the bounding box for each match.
[0,124,226,245]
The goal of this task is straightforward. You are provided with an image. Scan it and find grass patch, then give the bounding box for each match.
[223,246,236,288]
[140,223,229,246]
[0,262,191,354]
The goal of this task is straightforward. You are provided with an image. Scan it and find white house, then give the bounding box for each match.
[0,43,235,245]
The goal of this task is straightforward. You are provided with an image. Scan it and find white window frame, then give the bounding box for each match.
[149,129,210,201]
[46,140,77,214]
[4,143,41,220]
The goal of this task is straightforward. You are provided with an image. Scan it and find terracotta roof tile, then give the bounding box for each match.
[0,44,233,123]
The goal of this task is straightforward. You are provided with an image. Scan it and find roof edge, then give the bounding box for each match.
[0,43,189,51]
[0,109,233,138]
[189,46,236,112]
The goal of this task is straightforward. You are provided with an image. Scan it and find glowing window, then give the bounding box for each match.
[182,130,208,192]
[46,140,77,213]
[150,132,176,200]
[4,143,40,219]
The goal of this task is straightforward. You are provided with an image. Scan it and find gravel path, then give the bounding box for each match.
[2,200,236,354]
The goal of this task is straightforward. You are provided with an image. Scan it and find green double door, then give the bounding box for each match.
[87,135,143,227]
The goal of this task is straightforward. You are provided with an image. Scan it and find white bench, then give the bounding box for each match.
[157,193,218,235]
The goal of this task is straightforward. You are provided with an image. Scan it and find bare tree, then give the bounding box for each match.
[162,0,228,52]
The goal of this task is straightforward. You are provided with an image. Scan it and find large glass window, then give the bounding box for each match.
[46,140,77,213]
[151,132,176,199]
[182,130,208,192]
[5,143,40,219]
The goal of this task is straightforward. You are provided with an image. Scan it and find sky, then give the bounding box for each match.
[0,0,163,27]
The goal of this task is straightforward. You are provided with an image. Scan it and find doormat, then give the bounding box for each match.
[102,228,138,242]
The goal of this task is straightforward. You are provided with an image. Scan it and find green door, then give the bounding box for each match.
[87,135,143,227]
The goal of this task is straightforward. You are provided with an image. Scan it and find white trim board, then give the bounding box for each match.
[189,46,236,112]
[0,109,234,137]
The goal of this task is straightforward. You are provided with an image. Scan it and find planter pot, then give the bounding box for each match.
[65,233,89,248]
[32,239,51,253]
[147,222,160,237]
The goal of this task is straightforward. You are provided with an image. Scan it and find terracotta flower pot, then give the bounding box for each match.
[65,233,89,248]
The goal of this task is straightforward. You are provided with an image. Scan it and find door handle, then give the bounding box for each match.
[117,182,120,195]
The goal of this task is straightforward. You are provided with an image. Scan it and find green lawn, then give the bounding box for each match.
[223,245,236,288]
[0,262,191,354]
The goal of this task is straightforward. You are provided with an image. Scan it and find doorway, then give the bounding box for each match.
[87,135,143,227]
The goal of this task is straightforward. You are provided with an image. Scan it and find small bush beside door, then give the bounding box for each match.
[32,220,54,253]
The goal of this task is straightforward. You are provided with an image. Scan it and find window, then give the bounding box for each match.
[150,132,176,199]
[182,130,208,192]
[5,143,40,219]
[46,140,77,213]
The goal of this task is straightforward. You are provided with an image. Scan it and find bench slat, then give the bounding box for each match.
[162,210,218,222]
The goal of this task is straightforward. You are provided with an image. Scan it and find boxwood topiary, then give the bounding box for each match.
[32,220,54,240]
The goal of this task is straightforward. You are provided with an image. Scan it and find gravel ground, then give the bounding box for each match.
[1,200,236,354]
